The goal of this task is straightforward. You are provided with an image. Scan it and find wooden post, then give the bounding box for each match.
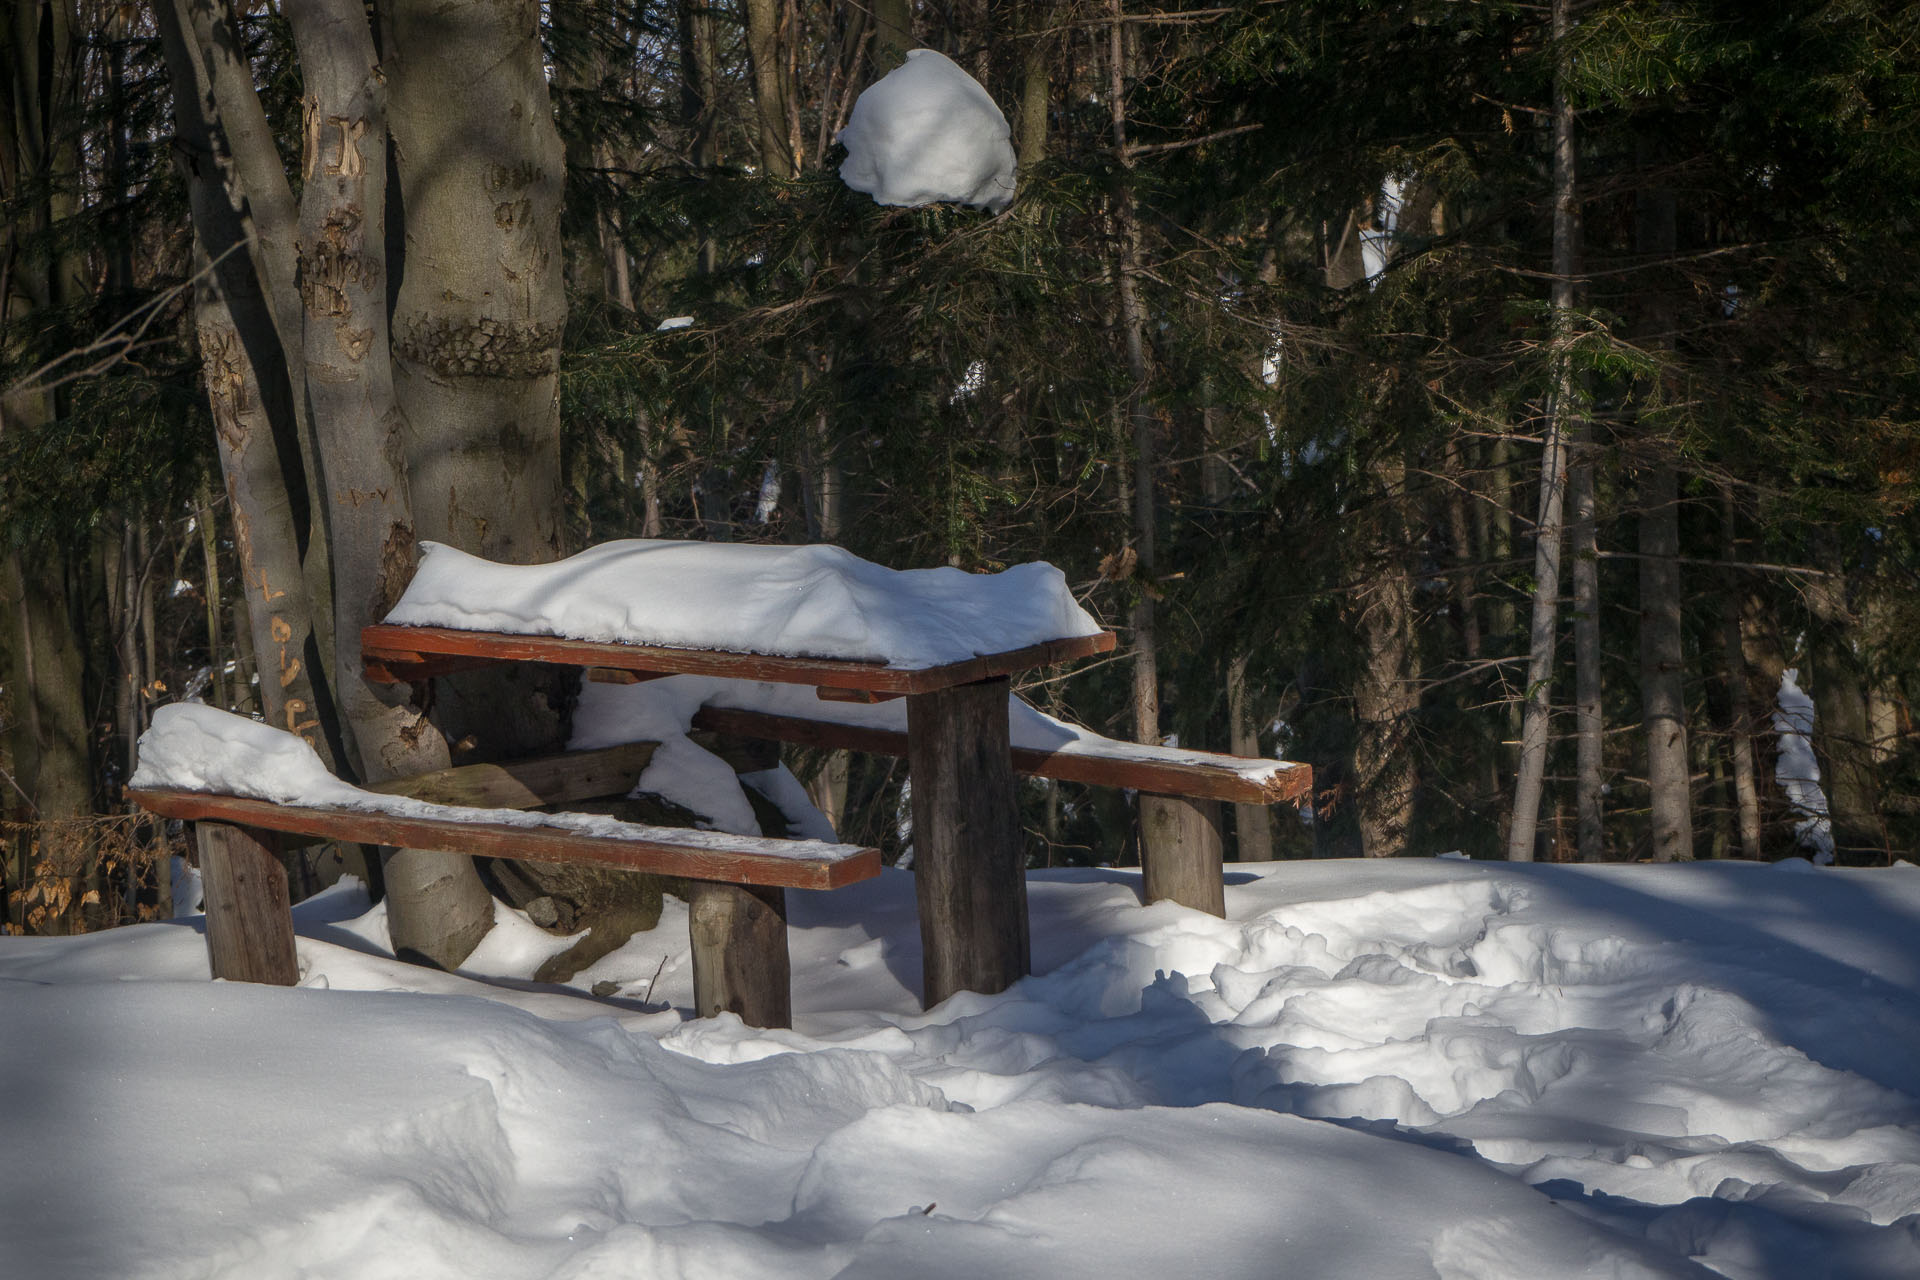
[1139,794,1226,916]
[907,676,1030,1006]
[688,881,792,1028]
[196,822,300,985]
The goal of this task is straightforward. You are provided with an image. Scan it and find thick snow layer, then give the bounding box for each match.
[127,703,865,863]
[837,50,1017,213]
[1774,668,1838,863]
[384,539,1100,669]
[6,858,1919,1278]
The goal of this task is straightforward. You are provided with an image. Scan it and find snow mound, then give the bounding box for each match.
[836,50,1017,213]
[383,538,1100,669]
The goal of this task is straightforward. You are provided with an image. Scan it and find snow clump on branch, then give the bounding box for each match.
[836,50,1017,213]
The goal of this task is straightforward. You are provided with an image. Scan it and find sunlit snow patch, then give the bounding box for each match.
[836,50,1016,213]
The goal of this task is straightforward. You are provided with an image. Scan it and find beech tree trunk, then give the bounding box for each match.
[380,0,572,964]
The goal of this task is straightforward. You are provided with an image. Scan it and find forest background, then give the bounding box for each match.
[3,0,1916,951]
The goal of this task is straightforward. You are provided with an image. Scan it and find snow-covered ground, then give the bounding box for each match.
[3,856,1918,1279]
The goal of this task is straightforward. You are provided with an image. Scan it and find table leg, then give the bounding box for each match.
[689,881,792,1028]
[196,821,300,985]
[1139,794,1226,916]
[906,676,1030,1007]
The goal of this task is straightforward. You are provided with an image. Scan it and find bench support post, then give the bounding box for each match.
[1140,794,1226,917]
[689,882,791,1028]
[196,822,300,985]
[907,676,1030,1007]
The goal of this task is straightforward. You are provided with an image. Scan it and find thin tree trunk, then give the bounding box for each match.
[156,0,340,763]
[196,481,227,709]
[1718,487,1762,856]
[1638,465,1692,860]
[1571,438,1602,861]
[1227,653,1274,862]
[1507,0,1578,862]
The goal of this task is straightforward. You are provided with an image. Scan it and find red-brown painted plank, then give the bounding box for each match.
[688,706,1313,805]
[360,623,1115,695]
[128,788,880,891]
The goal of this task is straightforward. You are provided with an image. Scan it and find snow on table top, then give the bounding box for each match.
[128,703,868,863]
[836,50,1017,213]
[381,539,1103,670]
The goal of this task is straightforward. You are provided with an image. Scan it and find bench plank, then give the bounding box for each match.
[361,623,1115,697]
[129,788,880,892]
[688,706,1312,806]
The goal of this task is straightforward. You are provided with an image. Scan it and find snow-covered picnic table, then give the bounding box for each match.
[361,540,1115,1007]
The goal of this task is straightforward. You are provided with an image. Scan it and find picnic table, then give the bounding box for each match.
[358,618,1116,1007]
[130,539,1308,1027]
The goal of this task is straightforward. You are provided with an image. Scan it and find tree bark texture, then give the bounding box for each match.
[1570,438,1604,861]
[381,0,572,963]
[1349,471,1419,859]
[1507,0,1578,862]
[1638,465,1693,860]
[156,1,340,764]
[743,0,799,179]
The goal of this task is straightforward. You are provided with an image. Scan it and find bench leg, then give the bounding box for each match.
[1140,794,1226,917]
[907,676,1030,1007]
[689,882,791,1028]
[196,821,300,985]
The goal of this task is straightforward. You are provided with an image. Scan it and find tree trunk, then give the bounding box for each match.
[743,0,798,179]
[381,0,572,965]
[871,0,914,74]
[1806,569,1885,860]
[1227,653,1274,862]
[1570,433,1603,861]
[1638,465,1692,860]
[1350,454,1418,858]
[156,0,341,763]
[1634,158,1692,862]
[1507,0,1578,862]
[1717,488,1763,856]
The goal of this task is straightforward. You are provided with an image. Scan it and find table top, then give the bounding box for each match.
[361,623,1116,696]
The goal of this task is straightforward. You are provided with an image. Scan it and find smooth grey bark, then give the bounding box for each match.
[1507,0,1578,862]
[380,0,571,964]
[286,0,443,784]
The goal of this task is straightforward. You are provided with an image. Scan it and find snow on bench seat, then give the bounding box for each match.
[127,705,878,890]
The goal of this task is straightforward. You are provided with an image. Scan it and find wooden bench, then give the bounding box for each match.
[128,742,881,1029]
[687,704,1311,915]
